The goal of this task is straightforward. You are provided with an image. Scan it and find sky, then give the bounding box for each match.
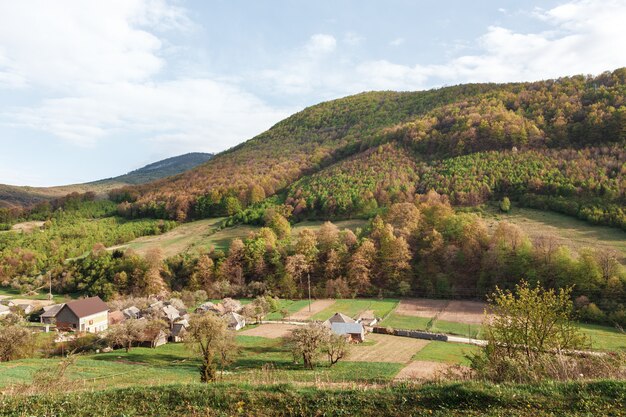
[1,0,625,186]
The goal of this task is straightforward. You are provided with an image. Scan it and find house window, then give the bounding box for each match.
[89,319,93,325]
[72,323,76,328]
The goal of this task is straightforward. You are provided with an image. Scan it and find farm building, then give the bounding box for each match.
[171,319,189,342]
[122,306,141,319]
[330,322,366,343]
[162,305,181,324]
[224,312,246,330]
[108,310,125,326]
[326,312,356,324]
[16,304,34,315]
[40,303,64,324]
[55,297,109,333]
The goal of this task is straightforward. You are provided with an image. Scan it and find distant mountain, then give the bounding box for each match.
[0,152,213,208]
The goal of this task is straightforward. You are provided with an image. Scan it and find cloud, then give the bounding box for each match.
[257,0,626,97]
[305,34,337,55]
[0,0,290,152]
[389,37,405,47]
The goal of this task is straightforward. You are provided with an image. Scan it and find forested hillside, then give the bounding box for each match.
[115,69,626,227]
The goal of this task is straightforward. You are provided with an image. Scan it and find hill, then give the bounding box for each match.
[115,69,626,230]
[0,152,213,208]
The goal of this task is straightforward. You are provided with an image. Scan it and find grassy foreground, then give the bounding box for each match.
[1,380,625,417]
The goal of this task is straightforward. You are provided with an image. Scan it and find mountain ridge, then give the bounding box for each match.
[0,152,213,208]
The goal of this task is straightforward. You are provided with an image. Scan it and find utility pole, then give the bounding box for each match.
[307,271,312,312]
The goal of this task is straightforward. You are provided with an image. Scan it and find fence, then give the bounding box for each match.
[372,326,448,342]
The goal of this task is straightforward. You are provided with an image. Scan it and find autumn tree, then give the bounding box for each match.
[285,323,329,369]
[185,313,237,382]
[105,319,146,353]
[472,281,590,382]
[0,324,36,362]
[347,239,376,296]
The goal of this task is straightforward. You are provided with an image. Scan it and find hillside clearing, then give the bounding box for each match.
[482,206,626,264]
[108,218,368,257]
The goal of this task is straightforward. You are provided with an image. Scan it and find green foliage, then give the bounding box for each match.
[1,380,625,416]
[500,197,511,213]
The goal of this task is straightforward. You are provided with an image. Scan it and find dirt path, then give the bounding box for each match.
[239,323,298,339]
[11,221,45,233]
[9,299,55,309]
[289,299,336,320]
[347,333,428,363]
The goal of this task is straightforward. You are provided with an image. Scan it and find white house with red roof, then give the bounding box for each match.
[55,296,109,333]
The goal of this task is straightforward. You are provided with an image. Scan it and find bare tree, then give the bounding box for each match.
[324,333,350,366]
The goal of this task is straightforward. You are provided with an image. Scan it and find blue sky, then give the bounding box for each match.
[1,0,625,186]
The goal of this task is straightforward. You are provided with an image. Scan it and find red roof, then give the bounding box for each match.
[65,297,108,318]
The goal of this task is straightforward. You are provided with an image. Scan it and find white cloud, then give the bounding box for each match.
[0,0,290,152]
[389,37,405,47]
[305,34,337,55]
[257,0,626,97]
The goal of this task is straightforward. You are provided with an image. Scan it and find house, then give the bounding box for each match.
[55,297,109,333]
[122,306,141,320]
[325,312,356,324]
[195,301,224,315]
[161,305,180,325]
[108,310,125,326]
[40,303,65,324]
[330,322,366,343]
[223,312,246,330]
[171,319,189,342]
[17,303,34,315]
[357,317,378,327]
[0,304,10,317]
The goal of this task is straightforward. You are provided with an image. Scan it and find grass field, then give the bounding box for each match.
[380,311,625,350]
[309,298,399,321]
[412,341,481,366]
[0,334,406,391]
[3,380,625,417]
[109,218,369,257]
[265,299,311,320]
[0,287,75,304]
[482,206,626,264]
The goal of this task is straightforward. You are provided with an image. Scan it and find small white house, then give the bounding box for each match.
[0,304,10,317]
[223,312,246,331]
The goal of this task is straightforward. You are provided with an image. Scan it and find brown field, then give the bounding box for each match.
[289,299,336,320]
[394,360,449,380]
[395,299,448,318]
[396,299,488,325]
[239,323,298,339]
[347,333,428,363]
[437,301,488,325]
